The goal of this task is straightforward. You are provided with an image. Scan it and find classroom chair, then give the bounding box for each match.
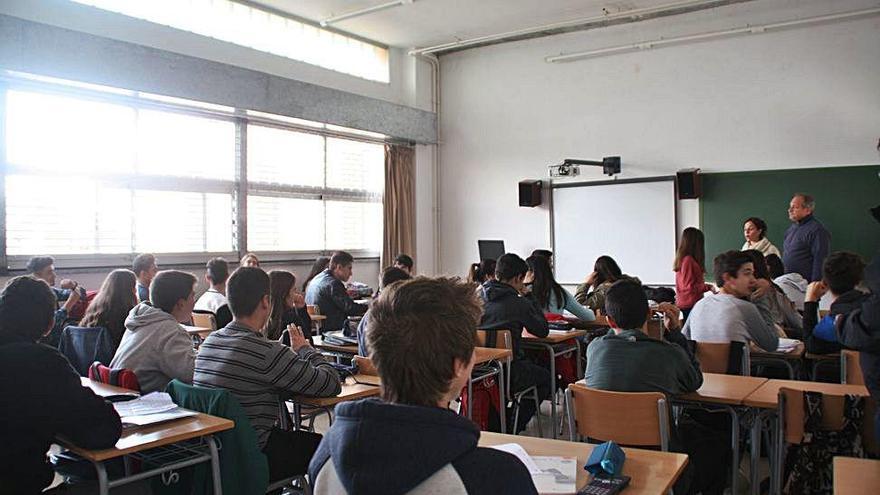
[353,355,377,376]
[565,383,670,451]
[476,329,543,437]
[164,380,310,495]
[191,311,217,331]
[841,350,863,385]
[88,362,141,392]
[59,326,116,377]
[774,387,873,494]
[690,340,750,376]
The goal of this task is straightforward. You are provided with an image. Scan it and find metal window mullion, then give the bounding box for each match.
[235,119,247,257]
[202,193,208,252]
[323,135,328,253]
[0,83,7,273]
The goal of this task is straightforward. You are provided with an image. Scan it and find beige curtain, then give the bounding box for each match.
[381,144,416,270]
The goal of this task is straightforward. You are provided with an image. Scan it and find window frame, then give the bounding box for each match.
[0,75,385,272]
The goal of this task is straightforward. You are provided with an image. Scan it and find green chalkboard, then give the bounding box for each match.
[701,165,880,265]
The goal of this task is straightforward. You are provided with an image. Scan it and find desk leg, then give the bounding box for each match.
[94,461,110,495]
[750,411,762,495]
[467,375,473,420]
[717,405,741,495]
[540,343,558,438]
[207,435,223,495]
[498,361,507,434]
[293,403,302,432]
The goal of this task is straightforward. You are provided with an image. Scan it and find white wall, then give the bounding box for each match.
[437,0,880,278]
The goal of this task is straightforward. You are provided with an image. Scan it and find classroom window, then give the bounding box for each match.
[245,123,384,253]
[70,0,391,83]
[1,79,385,267]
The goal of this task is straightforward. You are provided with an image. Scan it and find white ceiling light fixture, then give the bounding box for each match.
[546,6,880,63]
[321,0,414,27]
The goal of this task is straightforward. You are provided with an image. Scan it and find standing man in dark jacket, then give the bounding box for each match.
[783,193,831,281]
[310,277,537,494]
[479,253,550,432]
[0,276,122,494]
[305,251,368,333]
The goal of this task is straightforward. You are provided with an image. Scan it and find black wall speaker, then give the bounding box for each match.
[519,180,542,207]
[677,169,702,199]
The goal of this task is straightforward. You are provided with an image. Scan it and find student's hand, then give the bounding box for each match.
[585,271,598,288]
[292,292,306,308]
[751,278,771,298]
[806,281,828,303]
[657,302,681,331]
[62,286,81,312]
[287,325,310,351]
[59,279,77,290]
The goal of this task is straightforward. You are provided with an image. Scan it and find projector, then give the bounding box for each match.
[549,163,581,177]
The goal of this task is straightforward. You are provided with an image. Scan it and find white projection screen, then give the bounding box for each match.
[551,178,677,286]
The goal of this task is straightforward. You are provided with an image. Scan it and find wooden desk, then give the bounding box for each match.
[750,342,805,379]
[182,325,213,339]
[479,432,689,495]
[742,379,869,409]
[522,329,586,438]
[475,346,512,364]
[674,373,768,495]
[293,377,380,408]
[743,379,871,495]
[677,373,768,406]
[74,378,233,494]
[312,335,359,356]
[833,456,880,495]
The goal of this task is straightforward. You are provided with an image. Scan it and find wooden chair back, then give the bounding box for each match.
[475,329,513,351]
[192,312,217,331]
[692,340,749,376]
[566,383,669,450]
[841,350,863,385]
[307,305,320,316]
[353,355,378,376]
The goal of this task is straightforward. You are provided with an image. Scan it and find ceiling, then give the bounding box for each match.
[253,0,685,49]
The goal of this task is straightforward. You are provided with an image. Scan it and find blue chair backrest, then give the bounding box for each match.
[58,326,115,377]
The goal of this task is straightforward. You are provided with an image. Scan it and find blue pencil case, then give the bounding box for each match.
[584,441,626,476]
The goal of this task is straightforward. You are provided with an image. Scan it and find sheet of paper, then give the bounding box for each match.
[121,408,198,428]
[489,443,542,474]
[113,391,178,418]
[776,338,801,352]
[532,456,578,494]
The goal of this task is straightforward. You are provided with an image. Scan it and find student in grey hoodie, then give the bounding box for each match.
[111,270,198,394]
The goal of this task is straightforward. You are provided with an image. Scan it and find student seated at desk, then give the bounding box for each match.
[132,253,158,303]
[479,253,550,433]
[743,250,803,338]
[27,255,83,348]
[393,253,414,275]
[356,266,412,356]
[467,259,496,285]
[195,267,341,482]
[310,277,537,495]
[110,270,198,394]
[0,276,121,494]
[78,269,138,349]
[305,251,368,333]
[526,254,594,321]
[574,255,641,313]
[586,281,728,495]
[684,250,779,352]
[803,251,868,355]
[265,270,312,341]
[194,257,232,329]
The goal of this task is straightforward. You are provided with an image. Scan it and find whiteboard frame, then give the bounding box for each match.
[548,176,680,286]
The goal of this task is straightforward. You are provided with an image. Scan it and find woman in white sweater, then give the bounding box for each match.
[742,216,781,257]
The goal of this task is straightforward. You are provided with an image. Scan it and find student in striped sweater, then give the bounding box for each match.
[194,267,342,482]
